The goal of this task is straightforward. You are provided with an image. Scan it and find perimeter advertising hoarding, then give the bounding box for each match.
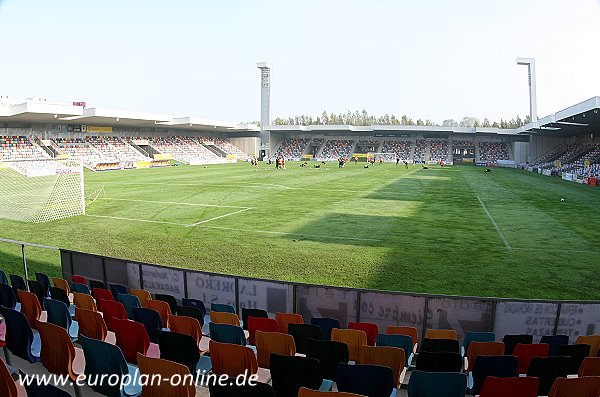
[187,272,236,309]
[134,263,185,300]
[494,301,559,342]
[296,286,358,327]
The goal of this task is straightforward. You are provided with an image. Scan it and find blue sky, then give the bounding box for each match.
[1,0,599,124]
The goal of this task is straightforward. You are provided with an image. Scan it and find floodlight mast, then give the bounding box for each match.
[516,57,538,122]
[257,62,271,160]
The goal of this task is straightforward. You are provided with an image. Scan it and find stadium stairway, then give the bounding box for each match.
[203,144,227,158]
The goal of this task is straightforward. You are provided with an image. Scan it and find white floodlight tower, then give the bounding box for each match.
[516,58,538,122]
[257,62,272,159]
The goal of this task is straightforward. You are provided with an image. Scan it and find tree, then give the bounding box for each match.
[492,121,499,128]
[482,118,490,127]
[416,119,424,126]
[442,119,459,127]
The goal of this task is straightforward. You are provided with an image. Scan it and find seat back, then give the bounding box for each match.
[44,298,72,331]
[310,317,341,340]
[109,283,128,300]
[1,306,38,363]
[209,379,276,397]
[0,356,18,397]
[137,353,195,397]
[298,387,363,397]
[168,315,202,346]
[74,307,107,341]
[248,316,279,345]
[16,290,42,329]
[415,351,462,372]
[27,280,47,307]
[463,331,496,354]
[9,275,26,297]
[425,329,458,340]
[72,283,91,295]
[579,357,600,377]
[386,326,419,348]
[18,369,72,397]
[360,346,406,387]
[241,308,268,330]
[98,299,128,332]
[34,272,51,296]
[49,287,70,306]
[181,298,206,317]
[275,312,304,333]
[513,343,549,374]
[92,288,114,302]
[131,289,152,307]
[466,341,505,371]
[155,293,178,315]
[289,323,322,354]
[73,292,97,311]
[71,275,87,285]
[112,318,150,364]
[348,322,378,346]
[177,306,205,327]
[480,376,539,397]
[210,311,240,327]
[376,334,413,361]
[156,329,200,374]
[52,278,70,295]
[526,356,571,396]
[35,320,77,380]
[118,293,141,319]
[558,343,591,374]
[420,338,460,353]
[0,283,17,309]
[331,328,367,362]
[576,335,600,357]
[0,270,8,285]
[540,335,569,356]
[306,338,349,380]
[209,322,247,346]
[407,370,467,397]
[133,307,163,343]
[79,334,131,396]
[256,331,296,369]
[211,303,236,314]
[270,353,324,397]
[502,334,533,355]
[146,299,172,327]
[210,340,258,377]
[89,279,106,292]
[337,363,395,397]
[548,376,600,397]
[471,355,518,395]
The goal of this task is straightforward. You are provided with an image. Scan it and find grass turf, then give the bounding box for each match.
[1,162,599,300]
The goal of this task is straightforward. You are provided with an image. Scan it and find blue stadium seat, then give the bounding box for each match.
[44,298,79,340]
[337,362,396,397]
[407,370,466,397]
[1,306,41,363]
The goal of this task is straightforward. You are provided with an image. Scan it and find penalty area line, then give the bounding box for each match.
[477,196,512,251]
[186,207,254,227]
[85,214,187,226]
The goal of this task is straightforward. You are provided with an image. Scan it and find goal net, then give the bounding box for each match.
[367,152,404,162]
[0,158,85,223]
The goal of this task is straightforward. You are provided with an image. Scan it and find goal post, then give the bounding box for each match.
[366,152,404,162]
[0,158,85,223]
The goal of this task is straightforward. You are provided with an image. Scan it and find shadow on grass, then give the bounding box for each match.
[0,245,62,279]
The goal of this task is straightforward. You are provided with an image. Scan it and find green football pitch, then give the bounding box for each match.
[1,162,599,300]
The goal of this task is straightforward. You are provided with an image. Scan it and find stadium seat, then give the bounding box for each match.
[471,355,518,396]
[209,379,276,397]
[479,376,538,397]
[0,282,18,310]
[92,287,114,302]
[27,280,47,307]
[311,317,341,340]
[18,369,73,397]
[386,326,418,352]
[558,343,591,374]
[526,356,570,396]
[275,312,304,333]
[579,357,600,376]
[44,298,79,340]
[112,318,157,364]
[348,322,379,346]
[209,322,248,346]
[79,334,142,397]
[146,299,172,327]
[241,308,268,330]
[407,370,466,397]
[50,286,70,307]
[298,387,365,397]
[271,353,332,397]
[35,320,83,384]
[72,283,90,295]
[332,328,367,362]
[577,335,600,356]
[465,341,505,372]
[109,283,128,299]
[306,338,349,380]
[415,351,462,373]
[337,363,395,397]
[1,306,41,363]
[52,278,70,295]
[181,298,206,316]
[70,275,87,285]
[131,289,152,307]
[0,357,20,397]
[133,307,163,343]
[168,314,203,348]
[210,340,269,382]
[74,307,107,341]
[0,270,8,285]
[548,376,600,397]
[89,279,106,292]
[211,303,236,314]
[73,292,97,311]
[289,323,323,354]
[359,346,406,387]
[462,331,496,356]
[17,290,42,329]
[376,334,414,366]
[502,334,532,355]
[9,274,26,295]
[540,334,569,356]
[210,311,240,327]
[513,343,549,374]
[420,338,460,353]
[156,329,211,375]
[118,293,141,319]
[99,299,128,332]
[34,272,51,297]
[176,305,205,328]
[425,329,457,340]
[137,353,195,397]
[155,293,178,315]
[248,316,279,345]
[256,330,296,369]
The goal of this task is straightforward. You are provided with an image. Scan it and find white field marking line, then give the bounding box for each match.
[477,196,512,251]
[186,207,253,227]
[98,197,252,210]
[512,247,599,254]
[86,214,187,226]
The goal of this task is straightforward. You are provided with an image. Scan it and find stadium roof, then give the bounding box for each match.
[0,97,260,133]
[516,96,600,136]
[266,124,519,135]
